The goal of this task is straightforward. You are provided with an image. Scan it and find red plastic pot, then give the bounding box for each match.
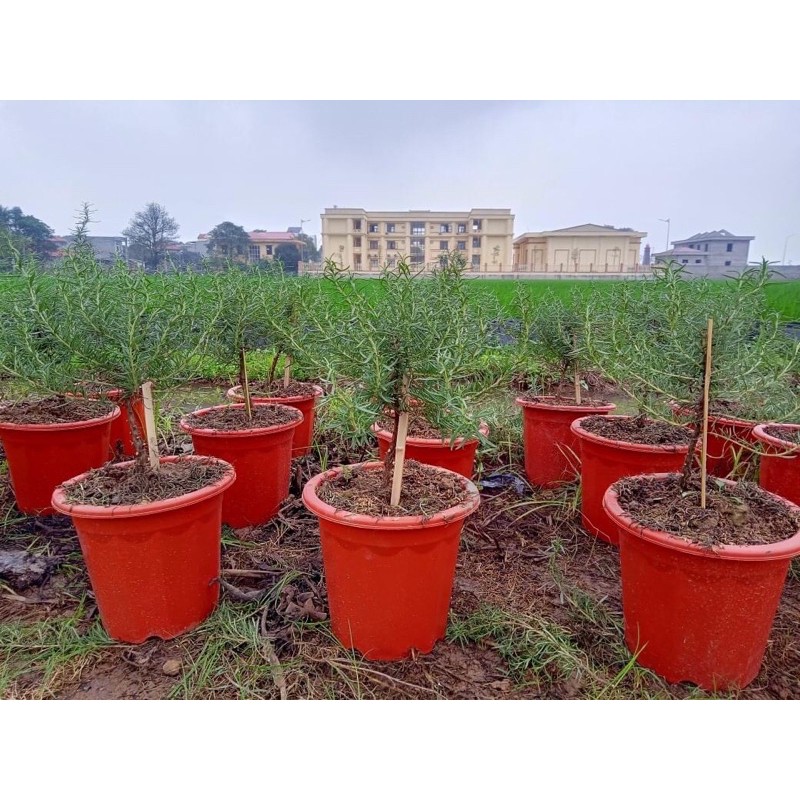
[69,388,145,458]
[371,420,489,479]
[752,423,800,506]
[671,402,757,478]
[604,473,800,690]
[227,384,322,457]
[516,396,616,488]
[302,461,480,661]
[51,455,236,644]
[0,404,120,516]
[179,403,302,528]
[571,416,689,546]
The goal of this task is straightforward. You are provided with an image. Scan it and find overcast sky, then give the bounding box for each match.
[2,101,799,262]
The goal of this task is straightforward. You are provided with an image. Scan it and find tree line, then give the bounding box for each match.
[0,201,320,271]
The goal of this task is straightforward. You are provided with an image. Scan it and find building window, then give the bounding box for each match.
[472,237,481,248]
[725,260,732,266]
[369,257,379,269]
[248,244,260,262]
[411,222,425,236]
[440,240,448,250]
[368,223,379,233]
[727,243,733,252]
[352,219,362,231]
[681,259,688,264]
[353,236,362,248]
[472,219,482,232]
[695,259,702,263]
[265,245,273,256]
[457,241,466,251]
[439,223,452,234]
[410,238,425,264]
[471,254,480,267]
[704,244,708,251]
[386,223,396,233]
[387,240,397,250]
[369,240,379,250]
[353,253,362,268]
[457,223,466,234]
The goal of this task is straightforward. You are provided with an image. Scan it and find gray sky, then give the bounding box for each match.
[2,100,799,262]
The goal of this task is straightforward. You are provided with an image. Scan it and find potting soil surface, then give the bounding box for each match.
[613,473,800,547]
[61,458,231,506]
[378,413,446,439]
[0,396,117,424]
[246,380,318,398]
[579,415,694,446]
[316,459,472,517]
[764,425,800,445]
[182,404,301,431]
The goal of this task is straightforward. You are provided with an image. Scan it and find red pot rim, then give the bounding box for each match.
[51,454,236,519]
[571,415,691,454]
[752,423,800,453]
[370,420,489,447]
[227,384,324,403]
[603,472,800,561]
[668,400,757,429]
[302,460,480,529]
[515,395,616,413]
[0,402,121,432]
[179,403,303,437]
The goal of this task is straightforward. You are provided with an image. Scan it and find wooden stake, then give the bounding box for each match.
[283,355,292,389]
[572,333,582,405]
[239,347,252,420]
[141,381,160,472]
[390,409,410,507]
[700,318,714,509]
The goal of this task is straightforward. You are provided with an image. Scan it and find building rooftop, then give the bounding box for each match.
[673,229,755,243]
[515,223,647,242]
[197,231,297,242]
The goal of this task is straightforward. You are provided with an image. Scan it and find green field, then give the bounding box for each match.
[4,273,799,320]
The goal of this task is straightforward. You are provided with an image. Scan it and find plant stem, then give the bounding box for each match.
[268,351,281,385]
[573,333,582,405]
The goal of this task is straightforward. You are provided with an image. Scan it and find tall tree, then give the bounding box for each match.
[207,221,250,261]
[122,202,179,271]
[0,205,56,267]
[294,232,320,262]
[275,242,301,269]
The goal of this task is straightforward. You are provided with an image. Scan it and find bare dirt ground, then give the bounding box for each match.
[2,384,798,700]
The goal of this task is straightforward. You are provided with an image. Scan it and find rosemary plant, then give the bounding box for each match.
[309,252,496,502]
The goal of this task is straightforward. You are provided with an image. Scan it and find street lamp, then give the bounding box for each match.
[658,218,671,252]
[782,233,800,266]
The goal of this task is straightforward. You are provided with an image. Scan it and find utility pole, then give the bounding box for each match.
[658,218,671,252]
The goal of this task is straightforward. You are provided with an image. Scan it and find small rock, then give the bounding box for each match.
[162,659,182,676]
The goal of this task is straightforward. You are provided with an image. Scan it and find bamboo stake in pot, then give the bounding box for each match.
[141,380,160,472]
[239,347,253,420]
[700,318,714,509]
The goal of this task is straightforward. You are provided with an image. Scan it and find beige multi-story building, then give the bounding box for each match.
[513,224,646,274]
[320,207,515,273]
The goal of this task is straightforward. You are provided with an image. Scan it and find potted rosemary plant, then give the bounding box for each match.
[301,256,484,661]
[180,264,302,527]
[511,287,615,488]
[43,246,236,643]
[0,240,120,515]
[593,263,800,689]
[225,264,323,456]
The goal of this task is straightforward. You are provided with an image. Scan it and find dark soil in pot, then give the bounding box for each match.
[613,473,800,548]
[180,404,300,431]
[61,458,230,506]
[317,459,472,517]
[246,380,318,398]
[377,412,446,439]
[580,415,694,446]
[0,396,116,424]
[763,425,800,445]
[518,393,612,408]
